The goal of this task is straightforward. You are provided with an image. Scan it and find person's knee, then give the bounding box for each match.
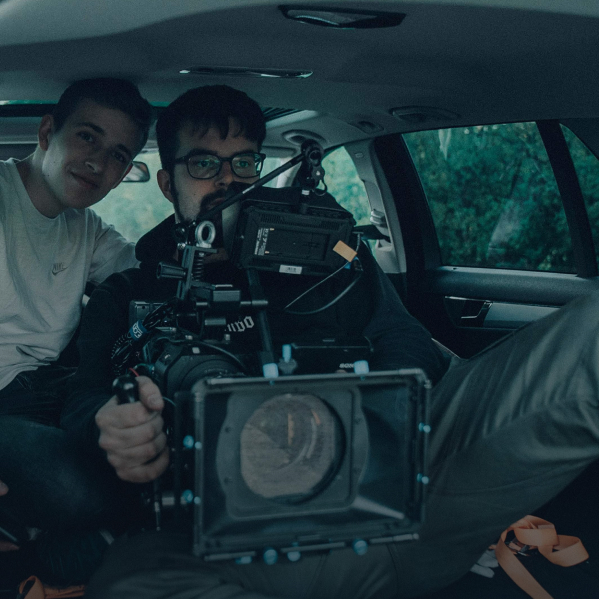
[564,290,599,331]
[48,456,138,531]
[0,417,129,530]
[531,290,599,362]
[49,469,112,529]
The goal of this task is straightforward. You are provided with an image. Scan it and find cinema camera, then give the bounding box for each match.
[111,141,431,565]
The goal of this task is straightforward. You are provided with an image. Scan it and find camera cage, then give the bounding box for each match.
[114,140,431,564]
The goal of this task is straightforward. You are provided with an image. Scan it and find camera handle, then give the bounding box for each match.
[112,374,139,404]
[112,375,163,531]
[246,268,278,377]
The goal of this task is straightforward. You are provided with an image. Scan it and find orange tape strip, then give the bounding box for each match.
[333,240,357,263]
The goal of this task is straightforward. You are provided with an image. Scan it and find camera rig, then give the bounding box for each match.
[112,140,430,564]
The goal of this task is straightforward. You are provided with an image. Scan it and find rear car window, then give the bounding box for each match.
[404,122,575,273]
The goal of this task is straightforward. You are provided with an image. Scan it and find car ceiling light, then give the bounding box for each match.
[279,5,406,29]
[180,67,312,79]
[282,130,327,146]
[354,120,384,134]
[391,106,460,124]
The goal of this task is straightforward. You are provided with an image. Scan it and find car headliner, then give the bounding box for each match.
[0,0,598,152]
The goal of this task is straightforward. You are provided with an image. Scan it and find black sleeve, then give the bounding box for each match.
[359,246,449,385]
[61,269,140,452]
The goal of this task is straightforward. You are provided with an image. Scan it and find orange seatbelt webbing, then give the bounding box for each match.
[18,576,85,599]
[495,515,589,599]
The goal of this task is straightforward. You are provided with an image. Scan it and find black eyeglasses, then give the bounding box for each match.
[172,151,266,180]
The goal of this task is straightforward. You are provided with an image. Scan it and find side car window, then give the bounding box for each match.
[404,123,575,273]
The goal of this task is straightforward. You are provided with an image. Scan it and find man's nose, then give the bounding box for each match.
[85,150,108,174]
[214,161,235,188]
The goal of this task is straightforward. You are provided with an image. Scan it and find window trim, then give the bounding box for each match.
[537,120,598,278]
[374,133,442,277]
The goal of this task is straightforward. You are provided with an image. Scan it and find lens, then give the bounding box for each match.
[188,154,221,179]
[240,393,343,501]
[231,153,261,177]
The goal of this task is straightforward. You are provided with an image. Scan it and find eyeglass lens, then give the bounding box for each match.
[188,153,262,179]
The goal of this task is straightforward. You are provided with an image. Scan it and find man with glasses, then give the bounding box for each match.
[154,93,267,268]
[0,78,153,581]
[158,111,266,231]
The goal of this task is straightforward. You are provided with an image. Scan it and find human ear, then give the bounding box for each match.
[38,115,54,151]
[157,169,175,205]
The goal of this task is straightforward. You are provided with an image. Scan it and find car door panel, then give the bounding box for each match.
[408,267,599,358]
[374,125,599,359]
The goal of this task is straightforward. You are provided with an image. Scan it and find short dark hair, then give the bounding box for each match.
[156,85,266,170]
[52,78,153,153]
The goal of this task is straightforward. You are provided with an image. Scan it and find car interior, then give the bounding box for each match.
[2,0,599,597]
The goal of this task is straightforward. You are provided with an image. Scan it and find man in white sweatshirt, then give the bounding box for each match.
[0,77,152,554]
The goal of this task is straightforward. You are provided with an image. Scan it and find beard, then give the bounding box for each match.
[171,182,227,248]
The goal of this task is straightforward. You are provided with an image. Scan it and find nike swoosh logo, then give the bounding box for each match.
[52,263,68,275]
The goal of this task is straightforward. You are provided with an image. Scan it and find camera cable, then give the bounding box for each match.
[284,236,364,316]
[111,299,177,374]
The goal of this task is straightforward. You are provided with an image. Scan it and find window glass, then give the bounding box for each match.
[92,152,169,242]
[404,123,575,272]
[561,125,599,266]
[322,146,370,226]
[92,153,287,242]
[263,157,288,188]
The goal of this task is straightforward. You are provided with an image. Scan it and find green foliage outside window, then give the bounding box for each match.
[404,123,575,273]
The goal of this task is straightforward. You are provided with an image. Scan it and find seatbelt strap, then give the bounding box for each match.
[495,515,589,599]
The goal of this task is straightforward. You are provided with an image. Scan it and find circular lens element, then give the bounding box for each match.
[240,393,342,501]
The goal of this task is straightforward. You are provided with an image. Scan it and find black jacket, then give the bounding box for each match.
[62,215,448,450]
